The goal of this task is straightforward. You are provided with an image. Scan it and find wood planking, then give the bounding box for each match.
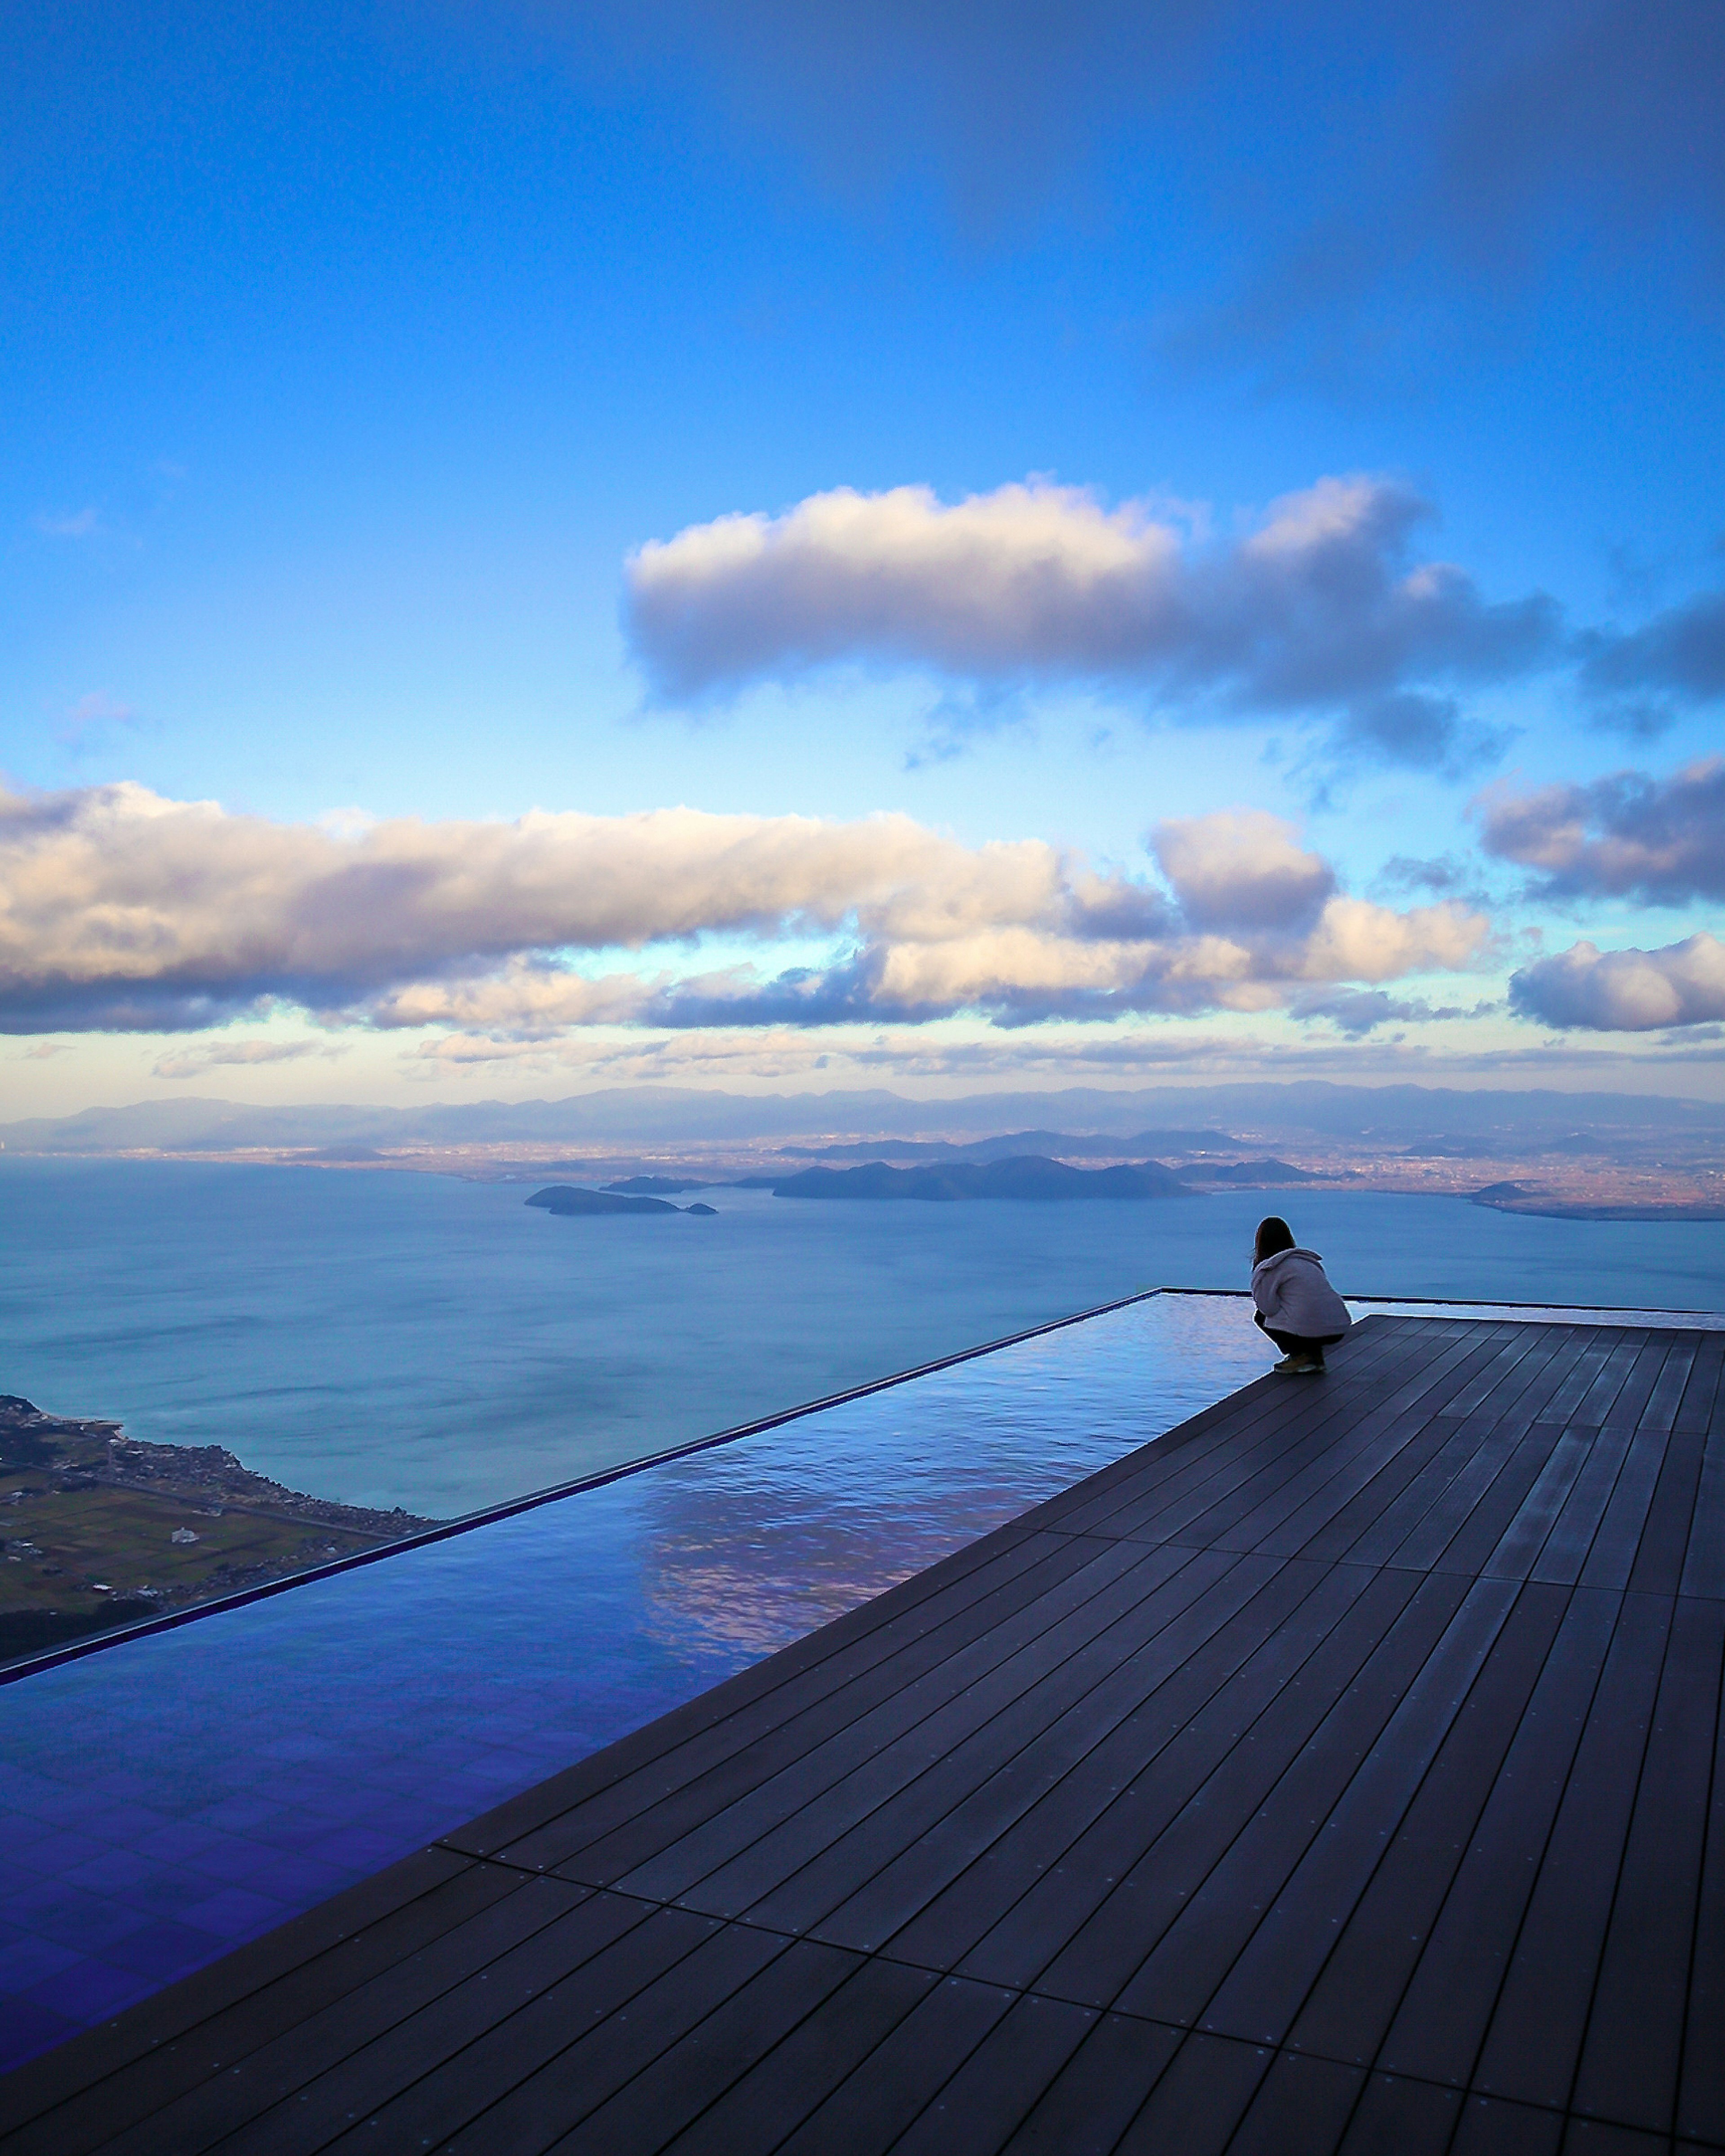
[2,1313,1722,2156]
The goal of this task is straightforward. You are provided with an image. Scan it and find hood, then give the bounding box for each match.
[1252,1246,1325,1278]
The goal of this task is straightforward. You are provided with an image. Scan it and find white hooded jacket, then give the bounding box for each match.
[1251,1247,1352,1339]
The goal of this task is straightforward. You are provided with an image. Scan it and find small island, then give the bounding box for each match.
[526,1185,718,1216]
[0,1395,437,1665]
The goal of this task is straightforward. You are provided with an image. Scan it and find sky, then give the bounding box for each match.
[3,0,1723,1117]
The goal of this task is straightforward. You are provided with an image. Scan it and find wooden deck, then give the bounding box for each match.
[4,1312,1723,2155]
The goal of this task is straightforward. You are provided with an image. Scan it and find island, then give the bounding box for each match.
[768,1155,1192,1201]
[0,1395,437,1666]
[526,1185,717,1216]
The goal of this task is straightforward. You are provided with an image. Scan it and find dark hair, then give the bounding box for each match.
[1254,1215,1296,1263]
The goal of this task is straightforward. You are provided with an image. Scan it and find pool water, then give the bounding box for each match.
[0,1290,1275,2068]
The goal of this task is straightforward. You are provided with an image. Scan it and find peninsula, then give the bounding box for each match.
[0,1395,435,1665]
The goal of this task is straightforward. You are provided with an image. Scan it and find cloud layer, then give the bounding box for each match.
[1479,757,1725,903]
[583,3,1725,323]
[0,781,1487,1038]
[1510,934,1725,1031]
[1577,588,1725,734]
[624,475,1555,764]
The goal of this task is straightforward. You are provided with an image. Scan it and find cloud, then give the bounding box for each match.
[557,2,1723,386]
[1373,852,1493,907]
[1152,810,1334,932]
[544,0,1230,233]
[624,475,1557,764]
[572,4,1725,262]
[1290,987,1491,1036]
[0,782,1488,1038]
[1424,1,1725,287]
[1478,757,1725,904]
[1575,587,1725,734]
[1510,934,1725,1031]
[1155,2,1725,383]
[151,1039,350,1080]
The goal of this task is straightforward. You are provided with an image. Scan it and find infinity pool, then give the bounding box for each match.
[0,1290,1709,2070]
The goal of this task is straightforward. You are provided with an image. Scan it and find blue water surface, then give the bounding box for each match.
[2,1159,1721,1515]
[0,1291,1271,2068]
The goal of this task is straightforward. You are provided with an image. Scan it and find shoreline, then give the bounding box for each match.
[0,1396,438,1666]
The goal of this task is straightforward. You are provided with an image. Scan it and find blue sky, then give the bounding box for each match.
[4,0,1723,1113]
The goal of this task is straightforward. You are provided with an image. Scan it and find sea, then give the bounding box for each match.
[3,1156,1723,1520]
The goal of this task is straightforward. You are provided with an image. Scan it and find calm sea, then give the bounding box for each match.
[2,1157,1721,1517]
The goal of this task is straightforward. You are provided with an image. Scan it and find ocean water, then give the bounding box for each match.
[2,1157,1722,1516]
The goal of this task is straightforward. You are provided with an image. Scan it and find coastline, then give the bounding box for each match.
[0,1396,438,1666]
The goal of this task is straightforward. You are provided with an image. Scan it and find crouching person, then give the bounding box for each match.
[1251,1216,1352,1374]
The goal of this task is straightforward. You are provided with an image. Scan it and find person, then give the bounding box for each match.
[1250,1216,1352,1374]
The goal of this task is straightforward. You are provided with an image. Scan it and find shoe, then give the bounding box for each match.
[1274,1354,1323,1375]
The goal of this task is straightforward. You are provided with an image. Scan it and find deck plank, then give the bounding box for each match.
[875,1559,1387,1973]
[5,1312,1721,2156]
[1571,1594,1725,2138]
[805,1563,1376,1957]
[1471,1590,1675,2115]
[772,1975,1017,2155]
[1238,1579,1570,2062]
[997,2012,1183,2156]
[1111,1575,1517,2032]
[1370,1585,1622,2091]
[724,1549,1275,1936]
[1677,1623,1725,2150]
[988,1573,1468,2009]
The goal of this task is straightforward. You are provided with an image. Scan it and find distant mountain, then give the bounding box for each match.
[781,1127,1243,1163]
[4,1080,1721,1158]
[770,1157,1191,1202]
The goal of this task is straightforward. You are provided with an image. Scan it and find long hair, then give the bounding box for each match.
[1254,1215,1296,1264]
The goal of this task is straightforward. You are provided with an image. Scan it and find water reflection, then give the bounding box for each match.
[628,1292,1270,1663]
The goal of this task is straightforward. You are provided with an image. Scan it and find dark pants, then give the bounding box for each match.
[1255,1311,1344,1359]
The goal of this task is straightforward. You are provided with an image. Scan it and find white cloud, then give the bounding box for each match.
[1152,810,1334,931]
[624,474,1557,763]
[0,781,1490,1038]
[1509,933,1725,1031]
